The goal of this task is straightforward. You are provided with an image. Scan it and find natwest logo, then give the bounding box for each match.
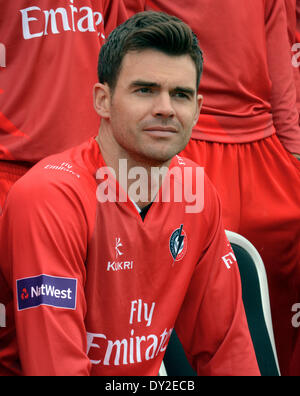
[17,274,77,311]
[21,288,29,300]
[20,1,104,40]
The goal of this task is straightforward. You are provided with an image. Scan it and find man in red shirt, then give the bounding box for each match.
[0,11,260,376]
[0,0,128,213]
[284,0,300,376]
[125,0,300,376]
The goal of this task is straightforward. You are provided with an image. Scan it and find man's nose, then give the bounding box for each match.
[152,92,175,118]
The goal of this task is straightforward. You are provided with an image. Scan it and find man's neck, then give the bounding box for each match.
[95,135,172,209]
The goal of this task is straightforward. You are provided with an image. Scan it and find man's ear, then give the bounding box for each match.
[193,94,203,127]
[93,83,111,119]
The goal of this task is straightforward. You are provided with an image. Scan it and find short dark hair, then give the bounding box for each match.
[98,11,204,92]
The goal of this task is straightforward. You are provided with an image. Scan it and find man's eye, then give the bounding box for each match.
[174,92,190,99]
[136,87,152,94]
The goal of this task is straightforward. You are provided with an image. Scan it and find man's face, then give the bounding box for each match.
[96,49,202,167]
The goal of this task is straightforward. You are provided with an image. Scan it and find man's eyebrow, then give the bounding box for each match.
[130,80,196,96]
[130,80,160,88]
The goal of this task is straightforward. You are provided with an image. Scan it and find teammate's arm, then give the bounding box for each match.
[102,0,129,38]
[123,0,147,16]
[265,0,300,154]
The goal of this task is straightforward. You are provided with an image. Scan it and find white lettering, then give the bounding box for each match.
[87,332,106,365]
[184,166,205,214]
[44,163,80,178]
[107,262,116,271]
[20,3,104,40]
[20,7,44,40]
[145,334,158,360]
[156,328,172,355]
[69,4,78,31]
[292,43,300,68]
[30,284,72,299]
[44,8,71,36]
[128,167,149,204]
[129,299,155,327]
[129,300,137,325]
[0,303,6,328]
[292,303,300,328]
[222,252,237,269]
[105,380,139,394]
[118,159,128,202]
[87,327,173,367]
[77,7,96,32]
[106,261,134,272]
[136,335,146,363]
[61,162,72,169]
[149,381,195,392]
[93,12,103,28]
[150,381,158,391]
[87,300,173,368]
[144,302,156,327]
[96,167,117,203]
[104,339,128,366]
[138,299,142,323]
[0,43,6,68]
[45,284,55,296]
[160,166,183,203]
[96,161,204,212]
[31,286,39,298]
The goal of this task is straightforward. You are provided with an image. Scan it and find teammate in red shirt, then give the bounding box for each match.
[125,0,300,376]
[285,0,300,131]
[0,0,128,213]
[284,0,300,375]
[0,11,260,376]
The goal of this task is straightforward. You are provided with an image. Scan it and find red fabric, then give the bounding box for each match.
[0,138,260,376]
[124,0,146,16]
[180,135,300,376]
[140,0,300,153]
[0,0,128,163]
[0,161,30,214]
[285,0,300,137]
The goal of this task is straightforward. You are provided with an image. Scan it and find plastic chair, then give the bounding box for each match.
[225,230,280,376]
[162,231,281,376]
